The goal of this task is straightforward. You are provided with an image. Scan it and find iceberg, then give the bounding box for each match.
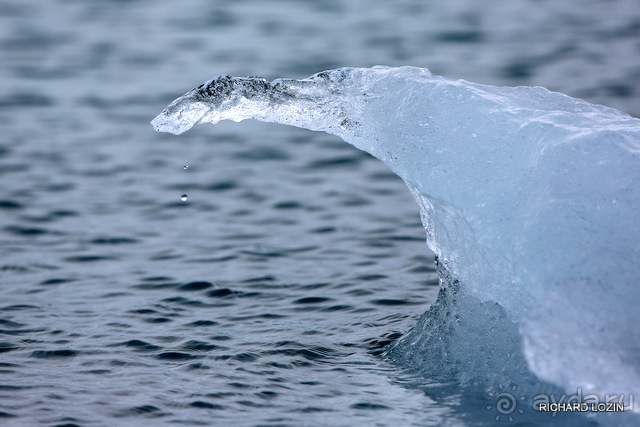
[152,66,640,411]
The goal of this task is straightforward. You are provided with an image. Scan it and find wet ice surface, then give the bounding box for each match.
[1,0,639,426]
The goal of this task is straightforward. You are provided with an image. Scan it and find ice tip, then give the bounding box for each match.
[151,94,211,135]
[150,110,185,135]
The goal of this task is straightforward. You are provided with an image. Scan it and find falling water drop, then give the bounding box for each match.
[181,162,189,202]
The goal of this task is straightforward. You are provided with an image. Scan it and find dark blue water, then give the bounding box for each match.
[1,1,638,425]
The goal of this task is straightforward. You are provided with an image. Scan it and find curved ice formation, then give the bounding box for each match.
[153,66,640,409]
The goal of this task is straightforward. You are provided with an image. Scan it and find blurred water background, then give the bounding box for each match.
[0,0,639,425]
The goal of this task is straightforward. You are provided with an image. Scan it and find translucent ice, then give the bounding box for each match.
[153,66,640,409]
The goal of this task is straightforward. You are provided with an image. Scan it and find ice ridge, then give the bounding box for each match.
[152,66,640,412]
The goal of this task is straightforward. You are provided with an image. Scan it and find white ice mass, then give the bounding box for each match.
[153,66,640,411]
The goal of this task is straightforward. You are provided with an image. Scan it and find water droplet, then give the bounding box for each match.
[180,194,188,202]
[184,162,189,170]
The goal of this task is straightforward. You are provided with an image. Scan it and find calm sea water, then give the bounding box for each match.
[1,1,638,426]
